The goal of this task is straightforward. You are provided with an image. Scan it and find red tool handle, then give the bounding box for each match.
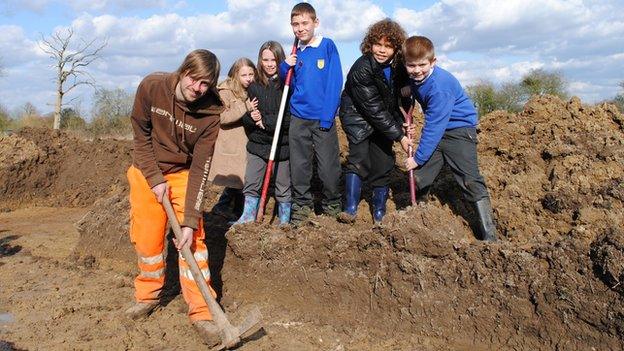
[256,159,274,222]
[401,101,417,206]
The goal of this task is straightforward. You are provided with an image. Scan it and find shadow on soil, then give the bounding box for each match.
[0,340,25,351]
[0,235,22,258]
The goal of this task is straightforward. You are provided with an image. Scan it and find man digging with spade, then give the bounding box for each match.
[124,49,224,346]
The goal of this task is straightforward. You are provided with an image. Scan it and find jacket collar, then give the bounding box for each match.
[298,36,323,51]
[412,67,435,86]
[367,54,392,76]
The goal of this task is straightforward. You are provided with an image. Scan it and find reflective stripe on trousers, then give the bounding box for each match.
[179,266,211,281]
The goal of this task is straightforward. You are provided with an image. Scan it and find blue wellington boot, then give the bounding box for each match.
[233,196,259,225]
[372,186,389,225]
[338,173,362,223]
[277,202,292,225]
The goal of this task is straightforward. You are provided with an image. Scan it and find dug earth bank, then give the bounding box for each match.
[1,95,623,350]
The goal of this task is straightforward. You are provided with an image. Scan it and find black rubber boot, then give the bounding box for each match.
[473,198,498,242]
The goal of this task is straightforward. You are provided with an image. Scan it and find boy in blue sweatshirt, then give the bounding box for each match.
[402,36,497,242]
[280,2,343,226]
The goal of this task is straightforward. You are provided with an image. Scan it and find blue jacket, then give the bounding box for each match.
[411,66,477,165]
[279,37,343,129]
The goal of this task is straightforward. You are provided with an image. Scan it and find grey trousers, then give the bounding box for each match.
[288,117,341,207]
[415,127,490,203]
[242,152,291,202]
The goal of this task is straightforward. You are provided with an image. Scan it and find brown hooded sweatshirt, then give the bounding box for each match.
[131,72,223,230]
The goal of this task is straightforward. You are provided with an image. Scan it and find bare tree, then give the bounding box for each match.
[21,102,39,118]
[39,27,106,130]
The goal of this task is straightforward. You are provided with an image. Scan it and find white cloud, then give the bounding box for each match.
[0,25,41,66]
[2,0,168,15]
[0,0,390,113]
[62,0,389,82]
[312,0,386,41]
[441,55,543,87]
[394,0,624,104]
[1,0,48,14]
[0,62,57,114]
[1,0,623,114]
[65,0,167,12]
[395,0,623,58]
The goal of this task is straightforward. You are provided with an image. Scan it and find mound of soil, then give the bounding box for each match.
[6,95,623,349]
[224,210,623,349]
[0,128,131,209]
[74,191,134,267]
[220,95,623,349]
[591,227,624,295]
[478,96,623,243]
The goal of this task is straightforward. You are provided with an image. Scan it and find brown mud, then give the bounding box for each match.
[0,128,131,209]
[1,95,623,350]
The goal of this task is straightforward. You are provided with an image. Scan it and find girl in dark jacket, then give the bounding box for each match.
[338,19,411,225]
[236,41,292,224]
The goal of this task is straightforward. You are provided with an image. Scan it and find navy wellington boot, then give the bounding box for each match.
[372,186,389,225]
[337,173,362,224]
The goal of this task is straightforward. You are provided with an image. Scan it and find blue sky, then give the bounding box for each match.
[0,0,623,116]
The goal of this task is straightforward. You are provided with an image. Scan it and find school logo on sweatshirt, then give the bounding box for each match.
[317,59,325,69]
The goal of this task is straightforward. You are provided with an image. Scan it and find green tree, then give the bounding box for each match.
[60,107,86,130]
[467,81,498,117]
[467,78,530,116]
[0,104,10,131]
[90,88,133,136]
[612,81,624,113]
[520,68,568,99]
[497,82,525,112]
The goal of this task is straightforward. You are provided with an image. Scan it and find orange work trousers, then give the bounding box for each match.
[127,165,215,322]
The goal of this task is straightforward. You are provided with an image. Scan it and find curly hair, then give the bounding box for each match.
[360,18,407,58]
